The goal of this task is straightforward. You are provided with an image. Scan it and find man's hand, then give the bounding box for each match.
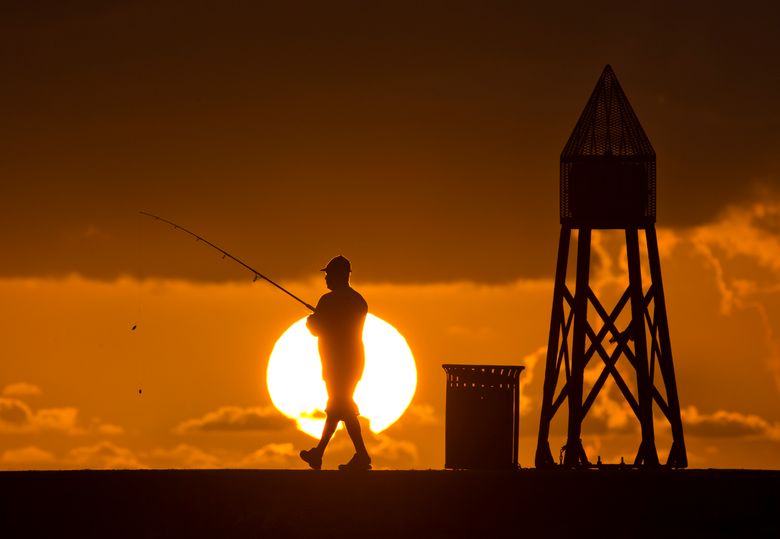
[306,314,320,336]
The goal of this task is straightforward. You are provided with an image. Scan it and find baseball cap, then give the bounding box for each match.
[321,255,351,274]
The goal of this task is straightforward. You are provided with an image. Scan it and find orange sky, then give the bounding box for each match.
[1,1,780,470]
[3,218,780,469]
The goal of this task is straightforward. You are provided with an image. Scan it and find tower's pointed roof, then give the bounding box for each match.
[562,65,654,160]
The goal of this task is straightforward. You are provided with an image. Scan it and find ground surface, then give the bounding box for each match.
[1,469,778,538]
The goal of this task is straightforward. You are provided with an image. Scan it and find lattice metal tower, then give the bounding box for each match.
[535,65,687,468]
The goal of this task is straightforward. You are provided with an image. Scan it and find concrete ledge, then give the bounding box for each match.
[2,469,779,538]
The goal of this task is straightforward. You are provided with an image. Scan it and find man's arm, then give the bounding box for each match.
[306,295,328,336]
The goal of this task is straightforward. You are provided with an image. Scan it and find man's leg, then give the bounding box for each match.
[316,416,339,453]
[300,416,339,469]
[339,416,371,470]
[344,416,369,458]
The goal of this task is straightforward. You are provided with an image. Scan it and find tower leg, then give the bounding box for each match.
[626,228,659,466]
[646,226,688,467]
[535,227,571,468]
[564,228,590,467]
[536,226,686,469]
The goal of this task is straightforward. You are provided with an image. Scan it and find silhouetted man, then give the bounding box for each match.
[299,256,371,470]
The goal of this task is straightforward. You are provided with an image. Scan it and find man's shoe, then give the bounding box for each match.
[299,448,322,470]
[338,453,372,471]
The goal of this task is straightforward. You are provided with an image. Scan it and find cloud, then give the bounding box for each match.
[174,406,295,434]
[68,441,144,469]
[589,230,629,292]
[686,199,780,314]
[2,382,42,397]
[367,434,418,468]
[589,395,635,434]
[402,404,439,426]
[97,423,125,435]
[681,406,780,441]
[692,201,780,279]
[33,407,80,433]
[314,427,419,469]
[580,370,637,435]
[1,446,54,468]
[146,444,221,469]
[0,397,81,434]
[686,198,780,391]
[0,397,32,426]
[519,346,545,415]
[237,443,300,469]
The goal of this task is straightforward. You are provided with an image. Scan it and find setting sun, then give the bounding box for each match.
[266,314,417,437]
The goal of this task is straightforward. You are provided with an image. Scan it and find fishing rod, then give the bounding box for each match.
[139,211,316,312]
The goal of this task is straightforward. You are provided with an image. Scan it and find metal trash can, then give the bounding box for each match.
[442,364,524,469]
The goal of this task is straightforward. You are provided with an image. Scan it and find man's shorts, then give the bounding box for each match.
[324,376,360,421]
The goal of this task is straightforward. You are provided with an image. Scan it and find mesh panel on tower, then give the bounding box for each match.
[560,65,656,228]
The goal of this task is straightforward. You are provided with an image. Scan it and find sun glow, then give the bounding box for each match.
[266,314,417,438]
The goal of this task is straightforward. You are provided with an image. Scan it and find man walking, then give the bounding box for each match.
[299,256,371,470]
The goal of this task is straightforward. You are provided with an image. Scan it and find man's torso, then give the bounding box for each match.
[312,287,368,381]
